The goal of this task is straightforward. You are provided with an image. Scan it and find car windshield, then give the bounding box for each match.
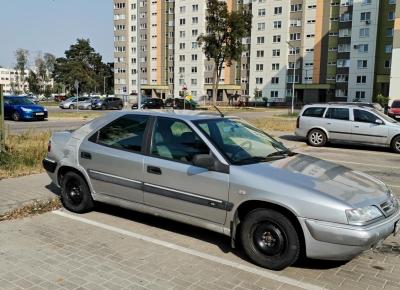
[6,97,35,105]
[372,109,397,123]
[194,118,291,165]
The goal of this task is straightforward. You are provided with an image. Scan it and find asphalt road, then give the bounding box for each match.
[5,107,289,134]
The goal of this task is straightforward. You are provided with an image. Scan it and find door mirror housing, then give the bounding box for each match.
[192,154,215,170]
[375,119,384,125]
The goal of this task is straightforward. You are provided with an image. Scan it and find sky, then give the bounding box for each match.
[0,0,113,68]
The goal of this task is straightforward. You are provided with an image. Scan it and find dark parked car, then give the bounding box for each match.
[132,98,164,109]
[388,100,400,120]
[92,97,123,110]
[3,96,48,121]
[165,98,197,110]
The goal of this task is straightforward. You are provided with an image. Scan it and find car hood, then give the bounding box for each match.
[17,104,45,111]
[241,154,389,209]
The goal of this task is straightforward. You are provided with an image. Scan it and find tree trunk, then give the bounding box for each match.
[212,64,218,105]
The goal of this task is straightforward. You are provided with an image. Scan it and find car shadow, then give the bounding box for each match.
[45,183,60,196]
[90,201,346,271]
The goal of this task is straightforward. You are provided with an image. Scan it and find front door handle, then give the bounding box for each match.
[81,152,92,159]
[354,125,360,128]
[147,166,162,175]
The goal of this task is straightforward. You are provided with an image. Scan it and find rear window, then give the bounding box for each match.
[325,108,349,121]
[302,107,326,118]
[392,101,400,108]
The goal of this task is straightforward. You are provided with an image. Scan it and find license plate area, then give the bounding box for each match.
[35,112,44,116]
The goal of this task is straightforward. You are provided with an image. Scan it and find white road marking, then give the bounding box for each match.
[53,210,324,290]
[322,159,400,170]
[298,146,395,157]
[388,184,400,188]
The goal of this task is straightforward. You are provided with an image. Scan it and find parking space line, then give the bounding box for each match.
[322,159,400,170]
[53,210,324,290]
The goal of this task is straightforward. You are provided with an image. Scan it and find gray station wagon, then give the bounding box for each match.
[296,104,400,152]
[43,111,399,270]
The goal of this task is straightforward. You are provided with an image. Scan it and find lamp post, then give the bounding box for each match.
[287,41,296,114]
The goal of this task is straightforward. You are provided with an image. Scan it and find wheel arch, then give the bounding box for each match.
[57,166,91,192]
[231,200,306,257]
[390,133,400,146]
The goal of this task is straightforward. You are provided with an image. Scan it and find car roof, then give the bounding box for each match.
[105,110,226,121]
[303,103,374,110]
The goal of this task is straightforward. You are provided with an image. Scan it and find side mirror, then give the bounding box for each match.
[192,154,215,170]
[375,119,383,125]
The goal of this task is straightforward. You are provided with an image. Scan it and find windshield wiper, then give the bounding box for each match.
[266,150,296,157]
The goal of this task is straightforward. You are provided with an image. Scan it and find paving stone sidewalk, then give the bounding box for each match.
[0,173,58,215]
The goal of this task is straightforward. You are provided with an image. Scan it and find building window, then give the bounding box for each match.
[336,74,349,82]
[271,77,279,84]
[355,91,366,99]
[256,77,263,84]
[258,23,266,31]
[274,7,282,15]
[359,28,369,38]
[290,33,301,40]
[271,91,279,98]
[272,63,280,70]
[272,49,280,56]
[357,60,368,68]
[360,12,371,21]
[385,45,393,53]
[386,28,394,37]
[384,60,392,68]
[290,4,302,12]
[258,9,266,16]
[388,11,395,20]
[273,35,281,43]
[358,44,369,53]
[257,37,265,44]
[273,21,282,28]
[256,64,264,71]
[256,50,264,57]
[356,76,367,83]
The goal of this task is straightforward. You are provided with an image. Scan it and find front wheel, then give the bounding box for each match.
[240,209,300,270]
[61,171,94,213]
[69,104,75,109]
[391,136,400,153]
[118,104,123,110]
[12,111,21,121]
[307,129,327,147]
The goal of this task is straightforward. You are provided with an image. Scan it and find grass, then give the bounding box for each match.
[0,131,50,179]
[249,117,296,132]
[49,110,103,120]
[276,112,299,118]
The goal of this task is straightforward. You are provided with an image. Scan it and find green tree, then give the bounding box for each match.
[27,70,40,95]
[14,49,29,93]
[197,0,251,104]
[374,94,389,108]
[54,39,111,95]
[43,53,56,77]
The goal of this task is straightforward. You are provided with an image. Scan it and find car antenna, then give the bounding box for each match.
[214,105,224,117]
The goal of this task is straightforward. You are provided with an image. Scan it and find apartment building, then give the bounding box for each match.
[389,0,400,101]
[249,0,396,104]
[114,0,397,104]
[0,68,30,95]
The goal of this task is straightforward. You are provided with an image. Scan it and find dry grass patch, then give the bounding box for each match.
[0,131,50,179]
[0,198,61,221]
[49,110,103,120]
[249,118,296,132]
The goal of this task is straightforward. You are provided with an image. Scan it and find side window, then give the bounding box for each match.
[325,108,349,121]
[354,109,379,123]
[91,114,149,152]
[302,107,326,117]
[151,117,210,163]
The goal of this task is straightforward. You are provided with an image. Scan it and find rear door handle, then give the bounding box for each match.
[326,122,331,125]
[147,166,162,175]
[81,152,92,160]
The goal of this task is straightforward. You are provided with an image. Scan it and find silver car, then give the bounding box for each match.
[59,97,89,109]
[296,104,400,153]
[43,111,399,270]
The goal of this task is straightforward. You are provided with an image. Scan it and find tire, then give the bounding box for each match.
[118,104,123,110]
[61,171,94,213]
[12,111,21,121]
[241,209,300,270]
[69,104,75,109]
[101,105,107,110]
[391,135,400,153]
[307,129,327,147]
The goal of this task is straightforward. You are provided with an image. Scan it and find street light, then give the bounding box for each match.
[287,41,296,114]
[103,76,111,96]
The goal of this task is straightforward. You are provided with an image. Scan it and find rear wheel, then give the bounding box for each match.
[307,129,327,147]
[118,104,123,110]
[391,135,400,153]
[101,105,107,110]
[12,111,21,121]
[69,104,75,109]
[61,171,94,213]
[241,209,300,270]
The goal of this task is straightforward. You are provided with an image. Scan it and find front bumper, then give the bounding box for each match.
[300,209,400,260]
[21,111,48,120]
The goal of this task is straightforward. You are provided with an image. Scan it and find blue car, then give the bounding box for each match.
[3,96,48,121]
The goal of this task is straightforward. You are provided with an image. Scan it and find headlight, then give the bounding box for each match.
[21,107,32,112]
[44,107,48,111]
[346,206,383,225]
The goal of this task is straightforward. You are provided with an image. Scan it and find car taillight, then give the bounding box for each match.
[47,141,51,152]
[296,116,300,129]
[388,108,393,114]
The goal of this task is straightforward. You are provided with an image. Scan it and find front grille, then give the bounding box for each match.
[380,198,398,217]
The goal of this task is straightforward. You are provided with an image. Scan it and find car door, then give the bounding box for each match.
[3,97,12,118]
[143,117,230,224]
[79,113,150,203]
[351,109,389,144]
[324,107,352,140]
